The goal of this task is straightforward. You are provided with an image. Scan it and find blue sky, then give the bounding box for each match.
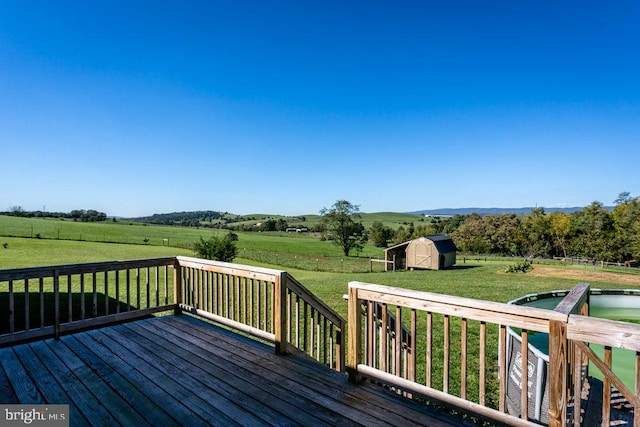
[1,1,638,217]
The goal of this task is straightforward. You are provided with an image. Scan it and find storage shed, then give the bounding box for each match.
[384,234,457,271]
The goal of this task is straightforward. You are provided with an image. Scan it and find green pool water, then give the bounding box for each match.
[514,291,640,391]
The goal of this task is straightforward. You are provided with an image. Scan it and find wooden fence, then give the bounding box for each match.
[347,281,640,426]
[0,256,345,371]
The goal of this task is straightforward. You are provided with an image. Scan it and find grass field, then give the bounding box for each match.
[0,215,388,273]
[2,220,639,410]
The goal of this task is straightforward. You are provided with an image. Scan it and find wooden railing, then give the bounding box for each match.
[347,281,640,426]
[0,257,177,346]
[0,256,345,372]
[175,256,345,371]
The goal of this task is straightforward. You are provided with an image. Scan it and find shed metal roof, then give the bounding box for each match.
[423,234,457,254]
[384,234,456,254]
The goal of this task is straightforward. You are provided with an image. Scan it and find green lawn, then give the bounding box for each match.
[2,230,637,410]
[0,215,388,272]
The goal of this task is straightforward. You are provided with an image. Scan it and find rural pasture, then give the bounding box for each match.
[1,214,637,312]
[2,214,639,417]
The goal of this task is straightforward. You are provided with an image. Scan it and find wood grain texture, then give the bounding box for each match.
[0,314,467,427]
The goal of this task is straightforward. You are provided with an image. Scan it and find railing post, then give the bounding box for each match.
[347,284,362,383]
[274,272,288,354]
[336,323,345,373]
[173,259,182,315]
[548,319,568,426]
[54,269,60,340]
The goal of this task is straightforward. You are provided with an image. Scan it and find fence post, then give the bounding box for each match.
[173,259,182,315]
[347,284,362,383]
[548,319,568,426]
[274,272,288,354]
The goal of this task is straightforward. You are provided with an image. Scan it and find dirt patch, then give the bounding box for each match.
[528,266,640,287]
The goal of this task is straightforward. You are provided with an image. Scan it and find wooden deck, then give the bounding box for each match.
[0,314,472,426]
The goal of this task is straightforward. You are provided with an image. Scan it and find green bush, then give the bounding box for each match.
[504,259,533,273]
[193,233,238,262]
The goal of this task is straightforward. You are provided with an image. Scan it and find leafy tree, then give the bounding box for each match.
[614,191,632,206]
[393,225,411,245]
[522,208,552,257]
[451,214,487,254]
[369,221,395,247]
[569,201,615,260]
[548,212,571,258]
[612,194,640,260]
[320,200,368,256]
[193,233,238,262]
[275,218,289,231]
[262,219,277,231]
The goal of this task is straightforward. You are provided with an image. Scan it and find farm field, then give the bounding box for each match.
[0,215,387,272]
[2,222,639,407]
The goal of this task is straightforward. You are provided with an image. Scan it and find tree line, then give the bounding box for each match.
[3,207,108,222]
[368,193,640,263]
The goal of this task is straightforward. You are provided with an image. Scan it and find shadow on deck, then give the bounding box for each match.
[0,315,472,426]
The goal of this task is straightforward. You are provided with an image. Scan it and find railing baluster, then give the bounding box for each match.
[479,321,486,406]
[573,343,582,427]
[126,269,131,312]
[443,314,450,394]
[163,265,168,306]
[249,278,254,327]
[366,301,374,367]
[603,346,612,425]
[39,277,45,328]
[303,302,308,353]
[104,271,109,315]
[521,329,529,420]
[9,280,14,333]
[154,266,159,307]
[286,289,292,343]
[115,270,120,314]
[147,267,151,309]
[409,309,416,383]
[323,316,328,365]
[395,306,401,378]
[310,307,316,357]
[426,311,432,388]
[499,324,507,412]
[92,272,97,317]
[54,270,60,339]
[381,303,388,373]
[243,277,248,324]
[295,295,300,348]
[24,279,29,331]
[67,275,72,322]
[461,317,467,400]
[80,274,85,320]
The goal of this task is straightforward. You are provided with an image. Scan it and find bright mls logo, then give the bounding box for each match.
[2,405,69,426]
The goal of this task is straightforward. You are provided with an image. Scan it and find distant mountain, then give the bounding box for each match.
[409,206,607,216]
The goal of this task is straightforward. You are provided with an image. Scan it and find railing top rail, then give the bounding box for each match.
[553,282,590,315]
[349,281,567,329]
[176,256,285,282]
[0,257,177,281]
[286,275,345,328]
[568,313,640,352]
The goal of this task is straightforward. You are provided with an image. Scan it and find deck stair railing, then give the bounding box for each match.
[0,256,345,372]
[347,281,640,427]
[176,256,345,371]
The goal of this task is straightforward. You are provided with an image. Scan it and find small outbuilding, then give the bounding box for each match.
[384,234,457,271]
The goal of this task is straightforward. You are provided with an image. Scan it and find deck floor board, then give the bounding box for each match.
[0,314,468,426]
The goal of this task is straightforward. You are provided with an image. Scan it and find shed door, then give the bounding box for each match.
[414,241,431,268]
